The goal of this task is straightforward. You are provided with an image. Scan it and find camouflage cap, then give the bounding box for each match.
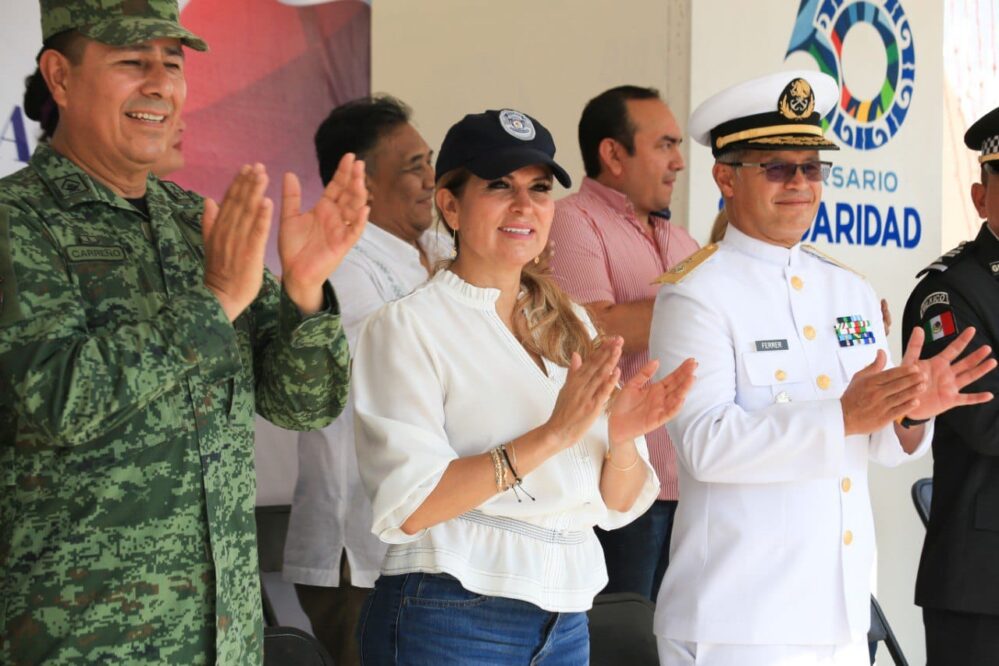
[40,0,208,52]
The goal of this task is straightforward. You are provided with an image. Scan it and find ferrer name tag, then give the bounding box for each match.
[755,339,789,352]
[66,245,126,263]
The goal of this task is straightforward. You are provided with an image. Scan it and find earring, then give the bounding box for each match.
[449,226,457,259]
[533,255,540,265]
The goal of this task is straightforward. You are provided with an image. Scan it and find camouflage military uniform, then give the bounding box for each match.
[0,144,351,665]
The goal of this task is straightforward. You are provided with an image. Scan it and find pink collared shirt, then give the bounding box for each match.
[548,177,700,500]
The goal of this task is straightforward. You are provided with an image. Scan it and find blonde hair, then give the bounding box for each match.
[436,168,597,366]
[709,207,728,243]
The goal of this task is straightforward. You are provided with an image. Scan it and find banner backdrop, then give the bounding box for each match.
[688,0,943,358]
[0,2,43,180]
[0,0,370,270]
[175,0,370,269]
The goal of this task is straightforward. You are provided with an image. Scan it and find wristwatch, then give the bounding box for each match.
[898,416,930,429]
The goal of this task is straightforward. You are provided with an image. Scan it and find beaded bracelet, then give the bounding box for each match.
[497,443,535,502]
[489,447,507,492]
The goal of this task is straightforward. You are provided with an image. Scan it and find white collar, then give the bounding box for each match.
[432,269,502,309]
[358,222,453,265]
[722,223,803,268]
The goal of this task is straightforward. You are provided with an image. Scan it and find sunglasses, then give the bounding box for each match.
[723,160,832,183]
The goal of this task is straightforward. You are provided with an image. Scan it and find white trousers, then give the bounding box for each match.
[658,637,870,666]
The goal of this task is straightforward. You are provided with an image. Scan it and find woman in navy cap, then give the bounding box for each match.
[352,109,697,664]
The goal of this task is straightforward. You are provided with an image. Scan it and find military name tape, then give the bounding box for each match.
[919,291,950,318]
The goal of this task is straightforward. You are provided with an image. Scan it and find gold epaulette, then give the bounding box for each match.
[653,244,718,285]
[800,244,866,279]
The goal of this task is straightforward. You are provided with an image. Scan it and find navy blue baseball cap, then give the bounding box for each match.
[435,109,572,188]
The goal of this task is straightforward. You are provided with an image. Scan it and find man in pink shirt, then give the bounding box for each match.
[548,85,699,601]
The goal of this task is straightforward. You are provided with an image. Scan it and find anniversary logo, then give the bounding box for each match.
[787,0,922,249]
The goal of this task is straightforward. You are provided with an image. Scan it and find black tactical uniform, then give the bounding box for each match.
[903,103,999,664]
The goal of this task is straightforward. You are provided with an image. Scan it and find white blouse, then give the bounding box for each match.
[352,269,659,612]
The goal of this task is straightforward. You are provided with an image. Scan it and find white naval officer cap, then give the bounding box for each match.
[689,70,840,158]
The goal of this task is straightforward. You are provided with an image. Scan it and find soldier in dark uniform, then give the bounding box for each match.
[904,105,999,665]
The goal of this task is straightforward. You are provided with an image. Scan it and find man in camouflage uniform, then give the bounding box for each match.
[0,1,365,663]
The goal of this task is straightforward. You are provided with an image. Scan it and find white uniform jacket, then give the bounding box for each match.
[650,225,931,646]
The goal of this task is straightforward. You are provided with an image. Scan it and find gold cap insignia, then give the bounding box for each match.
[778,78,815,121]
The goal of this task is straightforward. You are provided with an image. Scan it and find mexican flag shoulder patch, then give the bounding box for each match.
[924,309,957,341]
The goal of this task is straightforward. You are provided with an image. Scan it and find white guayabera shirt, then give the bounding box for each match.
[282,223,450,588]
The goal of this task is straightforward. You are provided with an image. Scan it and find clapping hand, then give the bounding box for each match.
[900,326,995,420]
[202,163,273,322]
[544,337,624,447]
[279,153,370,314]
[841,326,995,435]
[608,358,697,445]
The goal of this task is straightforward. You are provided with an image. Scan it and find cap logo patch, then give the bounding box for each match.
[778,78,815,121]
[499,110,536,141]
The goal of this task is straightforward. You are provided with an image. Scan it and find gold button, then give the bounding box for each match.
[841,478,852,493]
[803,325,816,340]
[844,530,854,546]
[791,276,804,290]
[775,369,787,382]
[817,374,831,390]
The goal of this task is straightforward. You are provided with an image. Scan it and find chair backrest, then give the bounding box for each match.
[256,505,292,573]
[869,595,909,666]
[264,626,333,666]
[588,592,659,666]
[254,505,312,632]
[911,477,933,528]
[868,595,887,642]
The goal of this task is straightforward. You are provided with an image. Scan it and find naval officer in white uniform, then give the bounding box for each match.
[649,71,997,665]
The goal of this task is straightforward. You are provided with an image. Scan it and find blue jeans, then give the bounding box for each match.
[594,499,677,601]
[358,573,589,665]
